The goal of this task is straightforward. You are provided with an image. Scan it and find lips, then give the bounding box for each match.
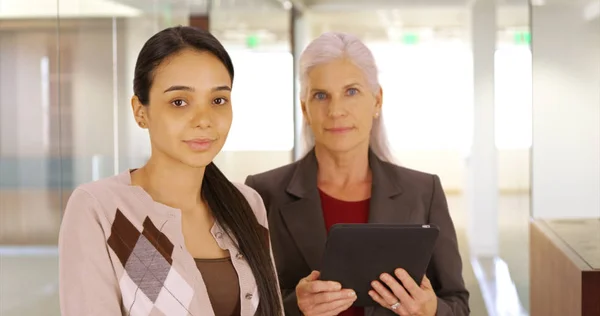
[183,138,215,151]
[325,127,353,133]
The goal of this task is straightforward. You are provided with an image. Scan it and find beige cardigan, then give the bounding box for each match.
[58,170,282,316]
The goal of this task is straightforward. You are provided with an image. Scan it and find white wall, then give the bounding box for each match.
[531,5,600,218]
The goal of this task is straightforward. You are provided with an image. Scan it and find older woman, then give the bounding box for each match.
[245,32,469,316]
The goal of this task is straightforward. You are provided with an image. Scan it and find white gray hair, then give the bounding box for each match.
[298,31,395,163]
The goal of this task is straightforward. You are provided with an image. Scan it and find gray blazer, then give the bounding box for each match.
[245,150,469,316]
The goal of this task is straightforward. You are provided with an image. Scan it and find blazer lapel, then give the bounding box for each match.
[280,150,328,271]
[367,150,412,223]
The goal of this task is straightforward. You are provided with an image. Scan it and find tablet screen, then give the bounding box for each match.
[319,223,439,307]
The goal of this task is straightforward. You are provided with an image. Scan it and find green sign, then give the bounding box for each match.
[402,33,419,45]
[513,31,531,45]
[246,35,260,49]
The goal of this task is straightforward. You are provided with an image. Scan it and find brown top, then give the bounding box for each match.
[195,257,241,316]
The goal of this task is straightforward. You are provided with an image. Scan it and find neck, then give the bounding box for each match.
[314,143,371,187]
[134,154,205,210]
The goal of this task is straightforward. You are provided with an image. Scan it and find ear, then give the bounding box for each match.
[131,95,148,129]
[375,87,383,113]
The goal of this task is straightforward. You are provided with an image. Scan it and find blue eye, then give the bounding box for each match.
[347,88,358,96]
[314,92,327,100]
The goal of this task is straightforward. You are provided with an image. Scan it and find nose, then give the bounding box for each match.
[191,105,212,129]
[327,96,347,118]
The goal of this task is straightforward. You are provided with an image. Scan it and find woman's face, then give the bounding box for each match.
[132,49,233,169]
[302,58,382,154]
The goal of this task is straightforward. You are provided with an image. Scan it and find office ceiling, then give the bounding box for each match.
[109,0,593,44]
[207,0,530,44]
[114,0,530,14]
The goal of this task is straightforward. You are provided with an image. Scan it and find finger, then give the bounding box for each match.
[394,269,425,301]
[368,290,409,315]
[311,289,356,305]
[380,273,416,308]
[307,280,342,294]
[297,271,342,297]
[421,275,433,290]
[297,271,318,293]
[371,280,400,305]
[304,270,320,282]
[312,296,356,316]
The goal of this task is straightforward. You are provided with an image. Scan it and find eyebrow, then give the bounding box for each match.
[212,85,232,92]
[163,85,231,93]
[343,82,361,89]
[309,83,362,93]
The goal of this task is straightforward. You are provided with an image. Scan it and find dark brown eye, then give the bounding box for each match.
[171,99,187,107]
[213,97,228,105]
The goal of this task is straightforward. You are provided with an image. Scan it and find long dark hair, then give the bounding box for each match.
[133,26,282,316]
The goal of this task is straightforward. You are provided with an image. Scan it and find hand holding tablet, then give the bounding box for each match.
[319,223,440,312]
[295,270,356,316]
[369,267,438,315]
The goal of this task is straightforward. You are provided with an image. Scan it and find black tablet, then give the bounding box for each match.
[319,223,440,307]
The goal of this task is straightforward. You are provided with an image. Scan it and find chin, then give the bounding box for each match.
[321,141,362,153]
[179,152,218,169]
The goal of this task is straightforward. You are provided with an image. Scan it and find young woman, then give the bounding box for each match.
[58,26,283,316]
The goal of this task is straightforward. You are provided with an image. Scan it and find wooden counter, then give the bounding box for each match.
[530,218,600,316]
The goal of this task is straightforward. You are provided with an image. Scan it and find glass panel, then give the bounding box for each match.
[0,19,61,245]
[0,5,61,316]
[0,1,192,315]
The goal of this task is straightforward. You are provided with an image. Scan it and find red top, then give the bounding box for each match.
[319,189,370,316]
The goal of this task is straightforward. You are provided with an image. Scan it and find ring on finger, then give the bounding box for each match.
[390,301,401,310]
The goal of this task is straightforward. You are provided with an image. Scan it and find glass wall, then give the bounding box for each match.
[0,1,192,314]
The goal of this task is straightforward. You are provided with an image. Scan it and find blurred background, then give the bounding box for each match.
[0,0,598,315]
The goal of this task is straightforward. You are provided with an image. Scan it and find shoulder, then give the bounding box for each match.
[63,174,133,224]
[244,161,299,198]
[380,161,441,193]
[232,182,269,228]
[69,174,127,206]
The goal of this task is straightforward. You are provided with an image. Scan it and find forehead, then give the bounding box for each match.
[152,49,231,89]
[307,58,367,88]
